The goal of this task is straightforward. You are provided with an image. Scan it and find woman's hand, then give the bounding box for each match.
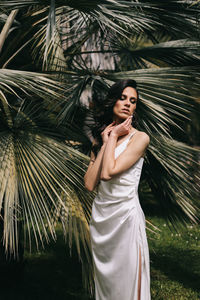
[111,116,132,138]
[101,121,116,144]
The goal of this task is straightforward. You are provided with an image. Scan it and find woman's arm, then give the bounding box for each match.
[84,122,115,191]
[84,143,106,191]
[101,117,150,181]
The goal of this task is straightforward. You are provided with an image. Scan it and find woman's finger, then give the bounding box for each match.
[105,126,115,133]
[124,116,131,125]
[127,116,132,125]
[108,127,115,133]
[122,120,130,128]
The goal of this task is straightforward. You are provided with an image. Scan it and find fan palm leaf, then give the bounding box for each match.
[106,38,200,70]
[2,0,200,70]
[0,69,65,104]
[146,135,199,225]
[0,99,93,261]
[1,0,199,37]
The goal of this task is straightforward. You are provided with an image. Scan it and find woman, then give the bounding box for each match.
[84,79,151,300]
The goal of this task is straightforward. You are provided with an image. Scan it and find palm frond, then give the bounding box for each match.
[0,9,19,54]
[145,135,200,225]
[1,0,199,39]
[44,0,55,62]
[0,101,94,259]
[31,7,67,71]
[4,0,199,73]
[0,134,18,256]
[0,69,65,104]
[109,39,200,70]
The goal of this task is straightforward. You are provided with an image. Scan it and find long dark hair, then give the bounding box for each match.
[92,79,139,155]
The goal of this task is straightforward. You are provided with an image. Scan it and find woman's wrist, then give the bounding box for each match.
[109,132,118,139]
[101,142,107,148]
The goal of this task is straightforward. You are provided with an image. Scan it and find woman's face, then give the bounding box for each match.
[113,86,137,124]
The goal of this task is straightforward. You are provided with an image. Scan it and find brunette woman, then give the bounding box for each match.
[84,79,151,300]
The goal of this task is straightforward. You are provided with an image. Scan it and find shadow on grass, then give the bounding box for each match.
[0,232,93,300]
[150,245,200,295]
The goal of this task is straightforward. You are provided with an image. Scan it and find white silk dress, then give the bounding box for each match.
[90,132,151,300]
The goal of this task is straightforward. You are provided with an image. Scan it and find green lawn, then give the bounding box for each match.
[148,216,200,300]
[0,216,199,300]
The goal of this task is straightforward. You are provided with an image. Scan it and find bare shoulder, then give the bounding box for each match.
[137,131,150,143]
[129,130,150,147]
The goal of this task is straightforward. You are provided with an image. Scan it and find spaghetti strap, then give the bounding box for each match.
[115,131,137,150]
[129,130,137,139]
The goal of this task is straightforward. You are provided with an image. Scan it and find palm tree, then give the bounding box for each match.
[0,0,200,290]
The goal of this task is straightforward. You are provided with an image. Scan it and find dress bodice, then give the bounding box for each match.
[97,132,144,201]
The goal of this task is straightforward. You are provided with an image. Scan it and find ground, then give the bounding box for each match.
[0,216,199,300]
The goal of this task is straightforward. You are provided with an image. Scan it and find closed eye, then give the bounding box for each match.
[119,95,137,104]
[120,95,126,101]
[130,99,137,104]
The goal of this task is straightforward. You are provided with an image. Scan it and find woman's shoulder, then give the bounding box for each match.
[131,130,150,145]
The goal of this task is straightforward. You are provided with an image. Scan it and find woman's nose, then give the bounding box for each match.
[124,99,130,106]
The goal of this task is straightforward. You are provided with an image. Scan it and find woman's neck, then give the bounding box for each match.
[113,117,124,125]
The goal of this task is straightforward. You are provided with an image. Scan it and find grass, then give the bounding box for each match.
[148,216,200,300]
[0,215,199,300]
